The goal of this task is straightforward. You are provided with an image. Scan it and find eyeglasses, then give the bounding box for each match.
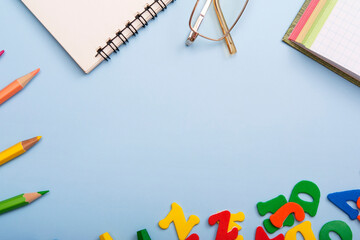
[186,0,250,54]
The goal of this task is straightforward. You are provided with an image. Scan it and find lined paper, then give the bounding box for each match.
[302,0,338,47]
[310,0,360,78]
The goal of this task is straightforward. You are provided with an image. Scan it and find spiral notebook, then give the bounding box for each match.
[283,0,360,86]
[22,0,175,73]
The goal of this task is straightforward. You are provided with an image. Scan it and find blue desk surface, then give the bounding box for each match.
[1,0,359,239]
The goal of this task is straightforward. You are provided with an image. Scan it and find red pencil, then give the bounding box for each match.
[0,50,4,57]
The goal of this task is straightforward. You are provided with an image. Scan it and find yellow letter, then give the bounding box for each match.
[228,212,245,240]
[285,221,316,240]
[100,232,113,240]
[159,202,200,240]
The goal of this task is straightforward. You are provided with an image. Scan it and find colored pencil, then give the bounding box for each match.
[100,232,114,240]
[0,50,4,57]
[0,136,42,166]
[0,68,40,105]
[0,191,49,215]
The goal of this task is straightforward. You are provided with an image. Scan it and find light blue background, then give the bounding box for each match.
[0,0,359,239]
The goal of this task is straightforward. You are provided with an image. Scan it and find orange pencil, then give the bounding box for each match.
[0,69,39,105]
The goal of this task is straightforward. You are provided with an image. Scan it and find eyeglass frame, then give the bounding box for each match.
[187,0,250,43]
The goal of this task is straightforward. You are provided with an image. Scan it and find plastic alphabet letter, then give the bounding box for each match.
[186,234,200,240]
[327,190,360,220]
[319,220,352,240]
[137,229,152,240]
[159,202,200,240]
[100,232,113,240]
[357,197,360,221]
[270,202,305,228]
[228,212,245,240]
[255,226,284,240]
[257,195,294,234]
[289,180,321,217]
[284,221,316,240]
[209,210,238,240]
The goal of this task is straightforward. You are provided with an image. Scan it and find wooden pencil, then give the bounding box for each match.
[0,136,42,166]
[100,232,114,240]
[0,68,40,105]
[0,50,4,57]
[0,191,49,215]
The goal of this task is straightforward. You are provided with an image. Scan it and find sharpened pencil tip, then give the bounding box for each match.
[0,50,4,56]
[37,136,42,141]
[18,69,40,88]
[38,190,49,195]
[31,68,40,76]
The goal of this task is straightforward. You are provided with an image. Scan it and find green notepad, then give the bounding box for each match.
[283,0,360,87]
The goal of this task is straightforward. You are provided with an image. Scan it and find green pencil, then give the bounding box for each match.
[0,190,49,215]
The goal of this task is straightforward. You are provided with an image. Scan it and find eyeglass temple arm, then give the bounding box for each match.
[213,0,237,54]
[186,0,213,46]
[188,0,250,42]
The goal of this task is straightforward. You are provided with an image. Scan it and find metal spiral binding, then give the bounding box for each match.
[96,0,175,61]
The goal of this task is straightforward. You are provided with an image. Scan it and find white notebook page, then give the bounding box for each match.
[22,0,172,73]
[310,0,360,79]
